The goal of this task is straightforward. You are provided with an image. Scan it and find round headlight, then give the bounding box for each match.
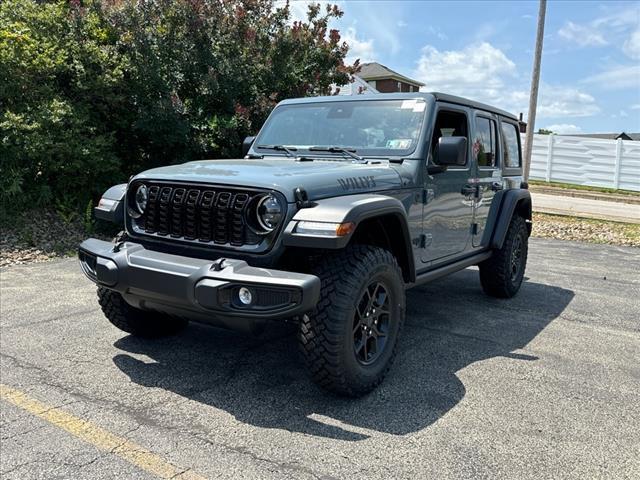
[134,184,148,214]
[256,194,283,232]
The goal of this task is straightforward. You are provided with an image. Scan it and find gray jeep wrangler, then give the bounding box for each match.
[79,92,531,396]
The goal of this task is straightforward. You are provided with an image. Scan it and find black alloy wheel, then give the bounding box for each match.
[299,245,406,396]
[510,232,524,283]
[353,281,392,366]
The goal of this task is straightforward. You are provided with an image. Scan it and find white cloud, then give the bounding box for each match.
[583,65,640,90]
[342,27,376,64]
[543,124,583,135]
[620,110,629,118]
[397,20,408,28]
[631,104,640,110]
[413,42,517,101]
[354,9,401,55]
[412,42,599,119]
[558,12,640,60]
[558,21,607,46]
[623,28,640,60]
[537,85,600,118]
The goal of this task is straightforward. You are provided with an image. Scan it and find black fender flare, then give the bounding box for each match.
[94,184,127,224]
[283,194,416,282]
[490,189,532,249]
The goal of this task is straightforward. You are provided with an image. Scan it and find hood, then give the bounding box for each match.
[133,158,403,202]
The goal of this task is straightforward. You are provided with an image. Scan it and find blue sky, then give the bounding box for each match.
[285,0,640,134]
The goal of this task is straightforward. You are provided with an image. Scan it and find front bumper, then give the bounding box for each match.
[78,238,320,324]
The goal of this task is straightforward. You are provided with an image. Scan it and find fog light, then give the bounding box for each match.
[238,287,253,305]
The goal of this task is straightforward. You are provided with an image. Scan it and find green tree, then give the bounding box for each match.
[0,0,356,215]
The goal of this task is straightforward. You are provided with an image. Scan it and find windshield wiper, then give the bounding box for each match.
[309,146,366,163]
[256,144,298,157]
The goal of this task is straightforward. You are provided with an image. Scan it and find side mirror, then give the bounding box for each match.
[242,136,255,157]
[435,136,467,166]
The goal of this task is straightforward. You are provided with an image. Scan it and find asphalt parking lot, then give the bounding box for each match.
[1,238,639,479]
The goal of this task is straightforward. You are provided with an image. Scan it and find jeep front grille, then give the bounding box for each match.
[130,183,265,247]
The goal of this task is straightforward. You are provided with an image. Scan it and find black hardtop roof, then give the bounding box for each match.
[278,92,518,120]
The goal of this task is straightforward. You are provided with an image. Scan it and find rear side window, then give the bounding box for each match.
[501,122,521,168]
[474,117,497,167]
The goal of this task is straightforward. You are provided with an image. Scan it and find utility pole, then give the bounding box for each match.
[523,0,547,181]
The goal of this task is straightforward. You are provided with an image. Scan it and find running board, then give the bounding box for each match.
[409,251,492,288]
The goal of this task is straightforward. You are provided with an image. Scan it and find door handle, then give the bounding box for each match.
[491,181,504,192]
[461,184,476,195]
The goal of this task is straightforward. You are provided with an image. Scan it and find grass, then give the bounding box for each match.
[528,180,640,197]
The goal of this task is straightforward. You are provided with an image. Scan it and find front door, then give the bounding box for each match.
[422,107,474,264]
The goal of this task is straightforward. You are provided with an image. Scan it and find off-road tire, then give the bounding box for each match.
[97,287,187,337]
[299,245,405,397]
[479,215,528,298]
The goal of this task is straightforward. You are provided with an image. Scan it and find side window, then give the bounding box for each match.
[501,122,521,168]
[431,109,468,165]
[474,117,497,167]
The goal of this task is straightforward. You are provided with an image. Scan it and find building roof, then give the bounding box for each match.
[332,74,379,95]
[356,62,425,87]
[562,132,640,141]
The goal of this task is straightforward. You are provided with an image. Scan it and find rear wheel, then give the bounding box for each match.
[479,215,528,298]
[97,287,187,337]
[299,245,405,397]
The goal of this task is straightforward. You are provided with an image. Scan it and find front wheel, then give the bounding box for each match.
[479,215,529,298]
[97,287,188,337]
[299,245,406,397]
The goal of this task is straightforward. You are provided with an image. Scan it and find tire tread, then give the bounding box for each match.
[298,245,405,397]
[479,215,528,298]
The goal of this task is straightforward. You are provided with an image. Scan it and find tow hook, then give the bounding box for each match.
[210,258,227,271]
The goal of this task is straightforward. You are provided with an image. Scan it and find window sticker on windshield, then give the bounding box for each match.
[401,100,417,109]
[386,139,412,149]
[412,101,425,112]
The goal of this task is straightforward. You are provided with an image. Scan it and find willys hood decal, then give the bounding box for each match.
[134,159,403,202]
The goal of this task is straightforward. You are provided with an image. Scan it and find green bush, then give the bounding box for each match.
[0,0,355,216]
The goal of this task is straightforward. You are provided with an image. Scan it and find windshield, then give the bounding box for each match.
[255,99,427,157]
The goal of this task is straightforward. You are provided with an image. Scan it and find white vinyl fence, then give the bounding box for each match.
[525,134,640,191]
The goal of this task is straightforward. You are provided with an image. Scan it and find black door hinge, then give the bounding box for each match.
[413,235,427,248]
[422,189,435,204]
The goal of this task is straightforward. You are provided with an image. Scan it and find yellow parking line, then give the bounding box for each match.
[0,384,207,480]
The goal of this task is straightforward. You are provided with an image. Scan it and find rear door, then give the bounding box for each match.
[472,113,500,247]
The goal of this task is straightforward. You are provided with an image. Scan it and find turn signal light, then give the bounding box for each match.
[295,221,356,237]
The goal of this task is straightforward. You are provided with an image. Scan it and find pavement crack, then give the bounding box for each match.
[1,308,97,330]
[186,429,339,480]
[0,424,47,441]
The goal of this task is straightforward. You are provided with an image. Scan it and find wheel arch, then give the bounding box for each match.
[349,213,414,283]
[490,189,532,249]
[95,183,127,224]
[282,194,416,283]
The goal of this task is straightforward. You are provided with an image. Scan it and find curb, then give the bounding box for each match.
[529,186,640,205]
[533,207,640,225]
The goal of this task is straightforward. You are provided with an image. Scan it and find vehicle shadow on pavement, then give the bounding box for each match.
[112,267,574,441]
